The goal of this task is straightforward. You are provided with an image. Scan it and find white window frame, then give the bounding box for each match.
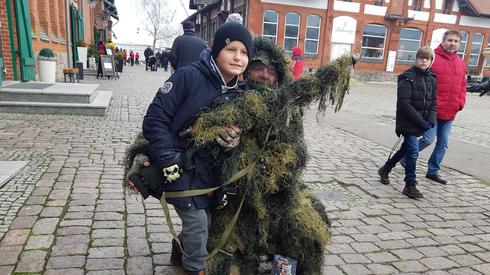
[469,33,484,67]
[458,31,468,59]
[304,15,321,55]
[484,38,490,68]
[262,10,279,43]
[396,28,422,62]
[283,12,300,52]
[361,24,387,60]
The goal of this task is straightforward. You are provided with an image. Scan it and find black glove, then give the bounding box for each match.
[468,80,490,93]
[420,120,433,131]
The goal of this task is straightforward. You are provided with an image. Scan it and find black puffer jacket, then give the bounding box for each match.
[395,66,437,137]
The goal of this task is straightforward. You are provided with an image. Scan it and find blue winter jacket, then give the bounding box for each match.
[143,49,242,210]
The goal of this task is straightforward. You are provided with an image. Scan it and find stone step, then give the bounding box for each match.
[0,90,112,116]
[0,82,99,103]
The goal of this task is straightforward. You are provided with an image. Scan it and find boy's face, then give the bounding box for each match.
[416,56,431,70]
[216,41,249,82]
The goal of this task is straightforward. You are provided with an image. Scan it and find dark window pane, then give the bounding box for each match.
[285,26,299,37]
[468,55,479,66]
[473,33,483,44]
[396,51,417,61]
[398,40,421,52]
[361,48,383,59]
[306,28,319,40]
[263,24,277,36]
[461,31,468,42]
[284,38,298,51]
[471,44,481,54]
[363,24,386,37]
[400,28,421,40]
[264,10,278,23]
[307,15,320,27]
[458,42,467,52]
[286,13,300,25]
[362,36,385,48]
[305,40,318,54]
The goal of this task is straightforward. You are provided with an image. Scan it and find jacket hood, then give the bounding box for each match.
[435,44,458,60]
[398,65,436,82]
[292,47,302,57]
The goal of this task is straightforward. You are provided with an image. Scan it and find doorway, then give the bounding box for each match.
[331,43,352,61]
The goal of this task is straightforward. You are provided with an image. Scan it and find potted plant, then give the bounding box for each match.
[77,40,88,69]
[115,52,124,73]
[87,40,99,70]
[38,48,56,83]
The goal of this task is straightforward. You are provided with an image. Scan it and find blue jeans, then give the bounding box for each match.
[418,119,453,175]
[385,135,419,182]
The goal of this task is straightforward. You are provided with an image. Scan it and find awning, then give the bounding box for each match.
[104,0,118,20]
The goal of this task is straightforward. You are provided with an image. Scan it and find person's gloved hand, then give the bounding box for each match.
[216,125,241,151]
[127,153,150,193]
[468,80,490,93]
[420,120,433,131]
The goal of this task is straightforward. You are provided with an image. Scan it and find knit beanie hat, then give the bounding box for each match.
[212,22,253,60]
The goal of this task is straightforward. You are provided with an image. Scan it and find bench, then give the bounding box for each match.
[63,68,80,83]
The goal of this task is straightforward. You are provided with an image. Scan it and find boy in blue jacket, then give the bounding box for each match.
[378,46,437,199]
[142,22,253,274]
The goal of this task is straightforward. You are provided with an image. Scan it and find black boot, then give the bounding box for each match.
[378,165,391,185]
[170,236,183,266]
[402,181,424,199]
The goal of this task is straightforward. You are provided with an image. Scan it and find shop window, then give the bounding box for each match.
[284,12,300,52]
[304,15,321,55]
[263,10,279,42]
[457,31,468,59]
[396,28,422,62]
[361,24,387,60]
[469,33,483,67]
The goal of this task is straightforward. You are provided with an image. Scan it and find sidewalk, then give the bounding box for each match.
[0,66,489,274]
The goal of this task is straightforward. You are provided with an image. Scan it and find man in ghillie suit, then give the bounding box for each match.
[124,37,355,274]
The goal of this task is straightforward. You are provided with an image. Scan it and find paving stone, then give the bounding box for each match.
[127,226,146,238]
[92,220,125,229]
[51,242,88,256]
[55,234,89,245]
[340,253,371,264]
[86,258,124,270]
[449,254,483,266]
[153,253,172,265]
[0,245,23,265]
[393,260,428,273]
[25,235,54,249]
[439,244,467,255]
[32,218,59,234]
[420,256,459,270]
[15,250,47,273]
[57,226,90,236]
[45,268,85,275]
[8,216,37,229]
[91,228,125,238]
[364,252,397,263]
[0,266,14,274]
[322,265,344,275]
[339,264,373,275]
[91,238,124,247]
[46,255,86,269]
[326,244,356,254]
[324,254,345,266]
[366,263,398,274]
[472,263,490,274]
[391,249,424,260]
[351,242,380,253]
[448,267,483,275]
[40,206,64,217]
[127,256,153,275]
[0,229,30,246]
[17,205,43,216]
[87,270,125,275]
[128,238,151,256]
[417,246,448,257]
[88,247,125,258]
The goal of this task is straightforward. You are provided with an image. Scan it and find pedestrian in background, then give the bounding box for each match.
[291,46,305,80]
[135,52,140,65]
[169,20,207,71]
[130,51,135,66]
[161,50,169,72]
[378,46,437,199]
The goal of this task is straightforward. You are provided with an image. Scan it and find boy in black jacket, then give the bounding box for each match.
[378,46,437,199]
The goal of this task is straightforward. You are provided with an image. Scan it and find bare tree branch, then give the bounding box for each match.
[140,0,181,49]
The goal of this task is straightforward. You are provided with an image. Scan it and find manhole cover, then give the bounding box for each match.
[5,83,54,90]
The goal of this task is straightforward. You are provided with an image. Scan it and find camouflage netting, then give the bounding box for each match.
[123,37,355,274]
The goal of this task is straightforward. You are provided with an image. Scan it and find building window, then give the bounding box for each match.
[304,15,321,55]
[396,28,422,62]
[263,10,279,42]
[458,31,468,59]
[361,24,387,60]
[484,38,490,67]
[284,12,300,52]
[374,0,383,6]
[469,33,484,67]
[412,0,422,10]
[442,0,453,14]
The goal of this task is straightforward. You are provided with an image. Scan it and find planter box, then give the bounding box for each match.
[38,60,56,83]
[77,47,88,69]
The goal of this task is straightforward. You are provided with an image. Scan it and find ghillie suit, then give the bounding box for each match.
[123,37,355,274]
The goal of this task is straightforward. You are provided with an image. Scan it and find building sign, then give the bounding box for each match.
[386,51,396,72]
[331,16,357,44]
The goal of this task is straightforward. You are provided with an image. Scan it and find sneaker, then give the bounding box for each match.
[402,181,424,199]
[378,165,391,185]
[426,173,447,184]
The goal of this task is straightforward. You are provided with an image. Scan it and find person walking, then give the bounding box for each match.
[130,51,135,66]
[169,20,207,71]
[418,30,467,185]
[291,46,305,80]
[378,46,437,199]
[161,50,169,71]
[123,49,127,66]
[135,52,140,65]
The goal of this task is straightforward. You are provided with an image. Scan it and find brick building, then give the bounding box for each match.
[0,0,118,84]
[188,0,490,79]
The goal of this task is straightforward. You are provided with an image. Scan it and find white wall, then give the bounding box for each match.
[333,1,360,13]
[364,4,387,16]
[408,10,430,21]
[460,16,490,28]
[434,13,457,24]
[261,0,327,9]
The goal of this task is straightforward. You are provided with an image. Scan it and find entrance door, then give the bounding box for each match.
[14,0,35,81]
[331,43,352,61]
[0,26,4,87]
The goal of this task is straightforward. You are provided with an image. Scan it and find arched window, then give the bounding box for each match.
[262,10,279,42]
[284,12,300,52]
[304,15,321,55]
[396,28,422,62]
[361,24,387,60]
[458,31,468,59]
[469,33,484,67]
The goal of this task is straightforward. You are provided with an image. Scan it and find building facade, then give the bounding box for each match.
[0,0,117,84]
[189,0,490,78]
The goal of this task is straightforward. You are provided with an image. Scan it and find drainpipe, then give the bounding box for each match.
[65,0,72,66]
[6,0,18,80]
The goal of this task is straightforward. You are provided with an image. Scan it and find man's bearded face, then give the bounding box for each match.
[249,62,278,86]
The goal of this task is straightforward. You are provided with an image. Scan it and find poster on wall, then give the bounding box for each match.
[386,51,396,72]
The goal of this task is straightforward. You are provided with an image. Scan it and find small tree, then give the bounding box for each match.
[140,0,181,50]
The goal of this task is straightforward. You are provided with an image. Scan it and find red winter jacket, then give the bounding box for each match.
[431,45,467,120]
[291,47,305,80]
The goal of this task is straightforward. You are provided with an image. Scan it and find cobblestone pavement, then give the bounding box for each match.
[0,65,489,274]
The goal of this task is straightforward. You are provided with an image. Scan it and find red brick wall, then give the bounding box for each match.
[0,0,19,80]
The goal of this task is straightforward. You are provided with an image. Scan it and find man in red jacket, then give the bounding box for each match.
[418,30,467,184]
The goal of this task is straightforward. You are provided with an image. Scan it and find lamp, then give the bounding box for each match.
[89,0,97,9]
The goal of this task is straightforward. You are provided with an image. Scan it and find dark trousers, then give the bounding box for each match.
[384,134,419,182]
